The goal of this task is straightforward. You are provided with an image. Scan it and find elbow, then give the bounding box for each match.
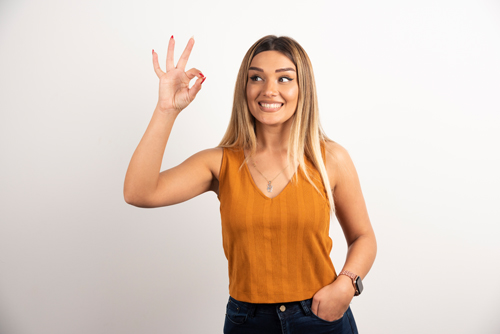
[124,193,149,208]
[123,187,158,208]
[123,192,135,206]
[123,185,145,207]
[123,188,138,206]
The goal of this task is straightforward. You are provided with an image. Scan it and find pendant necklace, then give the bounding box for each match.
[251,160,289,193]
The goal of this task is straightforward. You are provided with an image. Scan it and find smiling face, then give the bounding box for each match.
[246,51,299,127]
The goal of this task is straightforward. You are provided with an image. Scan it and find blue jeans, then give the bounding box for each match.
[223,296,358,334]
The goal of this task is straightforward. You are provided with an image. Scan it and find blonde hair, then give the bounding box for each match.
[219,35,334,214]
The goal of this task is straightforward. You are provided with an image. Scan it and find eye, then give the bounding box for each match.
[250,75,263,82]
[279,76,293,83]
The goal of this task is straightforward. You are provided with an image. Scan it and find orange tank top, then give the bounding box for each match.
[218,146,337,303]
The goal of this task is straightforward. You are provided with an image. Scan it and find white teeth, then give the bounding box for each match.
[260,103,282,109]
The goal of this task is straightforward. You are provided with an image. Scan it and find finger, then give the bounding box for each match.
[185,68,204,80]
[187,76,205,102]
[152,49,164,78]
[166,35,175,72]
[176,37,194,71]
[186,69,205,101]
[311,299,319,315]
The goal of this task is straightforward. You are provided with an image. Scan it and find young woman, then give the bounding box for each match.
[124,35,376,334]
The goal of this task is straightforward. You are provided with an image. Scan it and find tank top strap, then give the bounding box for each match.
[218,147,244,201]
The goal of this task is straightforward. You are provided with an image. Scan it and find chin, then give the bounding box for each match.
[253,112,295,127]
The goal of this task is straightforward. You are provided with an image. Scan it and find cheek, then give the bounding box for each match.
[284,86,299,104]
[246,83,258,98]
[246,86,258,113]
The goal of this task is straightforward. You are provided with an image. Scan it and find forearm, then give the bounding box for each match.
[123,106,178,204]
[313,232,377,318]
[341,232,377,280]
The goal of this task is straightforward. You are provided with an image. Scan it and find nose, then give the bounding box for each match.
[263,80,278,97]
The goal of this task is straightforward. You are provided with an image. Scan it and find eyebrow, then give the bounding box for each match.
[249,66,296,73]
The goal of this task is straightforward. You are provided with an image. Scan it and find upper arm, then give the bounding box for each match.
[324,141,374,246]
[134,147,223,208]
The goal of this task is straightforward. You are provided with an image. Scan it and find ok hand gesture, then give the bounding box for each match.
[152,36,205,114]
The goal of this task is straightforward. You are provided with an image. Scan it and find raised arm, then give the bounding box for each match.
[124,36,220,208]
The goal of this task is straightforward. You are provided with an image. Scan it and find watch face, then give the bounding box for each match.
[355,277,364,295]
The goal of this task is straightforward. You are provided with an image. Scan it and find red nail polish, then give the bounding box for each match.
[152,49,154,54]
[201,77,206,84]
[171,35,173,39]
[199,72,204,77]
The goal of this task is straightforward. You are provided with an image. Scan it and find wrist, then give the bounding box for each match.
[155,101,181,115]
[338,270,363,296]
[155,103,180,117]
[335,274,356,294]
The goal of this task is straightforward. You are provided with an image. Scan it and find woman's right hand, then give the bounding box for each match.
[152,36,205,114]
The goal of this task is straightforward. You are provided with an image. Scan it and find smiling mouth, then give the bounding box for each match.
[258,102,284,112]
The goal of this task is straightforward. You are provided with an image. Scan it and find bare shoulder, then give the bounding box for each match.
[324,140,351,163]
[323,140,357,189]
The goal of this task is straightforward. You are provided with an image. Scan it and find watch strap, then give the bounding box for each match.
[338,270,360,296]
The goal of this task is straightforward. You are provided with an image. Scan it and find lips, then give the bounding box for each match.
[258,102,284,112]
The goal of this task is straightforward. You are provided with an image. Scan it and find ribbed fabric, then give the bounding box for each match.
[218,146,337,303]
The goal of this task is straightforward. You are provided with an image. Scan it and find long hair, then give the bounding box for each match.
[218,35,334,214]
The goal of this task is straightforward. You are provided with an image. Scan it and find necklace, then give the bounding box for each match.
[251,160,289,193]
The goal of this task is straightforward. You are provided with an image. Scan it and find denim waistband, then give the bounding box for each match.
[228,296,313,316]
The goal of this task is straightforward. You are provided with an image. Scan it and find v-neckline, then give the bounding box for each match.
[241,149,298,200]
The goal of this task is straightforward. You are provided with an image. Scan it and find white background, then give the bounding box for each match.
[1,0,499,333]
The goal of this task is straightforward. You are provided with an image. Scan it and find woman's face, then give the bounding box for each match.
[246,51,299,127]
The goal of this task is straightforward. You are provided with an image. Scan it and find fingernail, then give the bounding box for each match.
[201,77,206,84]
[199,72,204,77]
[171,35,174,39]
[152,49,154,54]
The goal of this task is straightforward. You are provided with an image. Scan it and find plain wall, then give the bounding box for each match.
[1,0,499,333]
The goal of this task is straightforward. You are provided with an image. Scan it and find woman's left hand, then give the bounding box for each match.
[311,276,355,321]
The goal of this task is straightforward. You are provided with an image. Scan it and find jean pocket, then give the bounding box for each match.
[225,298,248,325]
[311,310,345,324]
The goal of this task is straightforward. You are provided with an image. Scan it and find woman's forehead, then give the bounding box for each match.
[249,51,296,71]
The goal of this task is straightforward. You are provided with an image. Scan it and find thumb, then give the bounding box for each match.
[188,75,206,101]
[311,298,319,315]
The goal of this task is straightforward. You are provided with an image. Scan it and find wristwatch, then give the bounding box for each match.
[339,270,363,296]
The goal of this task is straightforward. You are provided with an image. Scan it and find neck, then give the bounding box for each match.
[254,118,293,154]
